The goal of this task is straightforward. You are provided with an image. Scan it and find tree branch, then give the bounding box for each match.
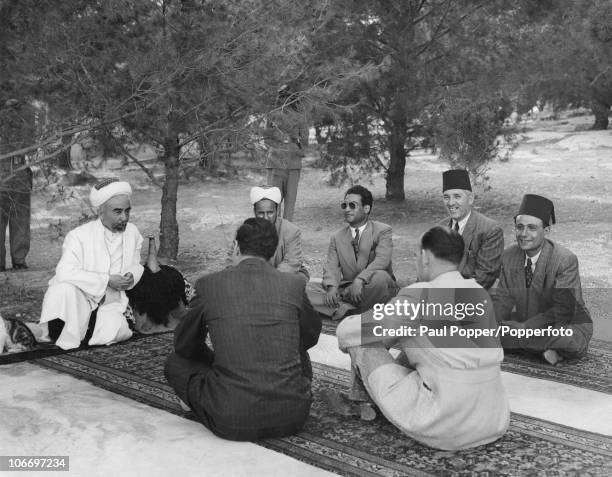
[110,135,163,189]
[0,140,76,185]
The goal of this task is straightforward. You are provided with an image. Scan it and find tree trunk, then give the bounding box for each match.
[158,135,180,260]
[385,124,407,201]
[591,99,610,130]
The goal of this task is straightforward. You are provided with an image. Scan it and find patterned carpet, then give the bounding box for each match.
[321,320,612,395]
[33,333,612,476]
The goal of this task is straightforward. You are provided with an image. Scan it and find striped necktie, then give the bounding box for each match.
[352,228,360,258]
[525,258,534,288]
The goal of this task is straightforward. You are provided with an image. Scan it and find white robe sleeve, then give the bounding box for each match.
[125,231,144,288]
[55,232,109,301]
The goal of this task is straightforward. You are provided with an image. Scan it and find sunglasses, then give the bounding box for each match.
[340,201,360,210]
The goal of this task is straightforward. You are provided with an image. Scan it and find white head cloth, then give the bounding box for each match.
[249,186,282,205]
[90,179,132,208]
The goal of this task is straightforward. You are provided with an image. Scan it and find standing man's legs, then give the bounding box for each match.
[0,189,9,271]
[283,169,301,222]
[8,168,31,268]
[267,167,288,199]
[266,167,301,222]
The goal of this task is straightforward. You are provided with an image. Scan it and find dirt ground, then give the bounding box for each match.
[1,113,611,327]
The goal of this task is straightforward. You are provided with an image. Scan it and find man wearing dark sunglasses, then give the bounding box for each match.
[307,185,398,320]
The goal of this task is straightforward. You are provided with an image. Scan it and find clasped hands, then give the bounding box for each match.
[324,278,365,308]
[108,272,134,291]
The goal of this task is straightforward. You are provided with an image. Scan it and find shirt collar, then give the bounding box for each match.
[525,250,542,268]
[351,222,367,238]
[452,211,471,234]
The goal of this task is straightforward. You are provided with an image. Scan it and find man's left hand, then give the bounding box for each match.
[500,320,525,329]
[347,278,364,305]
[121,272,134,290]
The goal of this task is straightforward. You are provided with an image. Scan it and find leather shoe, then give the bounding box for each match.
[12,263,28,270]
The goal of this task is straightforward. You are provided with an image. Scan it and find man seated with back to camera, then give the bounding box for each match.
[332,226,509,450]
[165,217,321,441]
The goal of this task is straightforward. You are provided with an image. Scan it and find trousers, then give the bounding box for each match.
[0,167,31,269]
[266,168,301,222]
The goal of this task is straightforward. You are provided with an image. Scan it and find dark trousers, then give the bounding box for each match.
[307,270,399,318]
[501,321,593,358]
[0,168,32,269]
[164,349,311,441]
[266,168,300,222]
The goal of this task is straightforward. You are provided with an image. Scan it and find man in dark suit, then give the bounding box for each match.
[165,217,321,441]
[437,170,504,289]
[492,194,592,365]
[307,185,398,320]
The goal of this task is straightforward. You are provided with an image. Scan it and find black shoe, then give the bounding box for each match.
[12,263,28,270]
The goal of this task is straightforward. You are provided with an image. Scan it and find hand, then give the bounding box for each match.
[143,229,159,240]
[500,320,525,329]
[108,273,134,291]
[230,240,241,266]
[347,278,364,305]
[324,286,339,308]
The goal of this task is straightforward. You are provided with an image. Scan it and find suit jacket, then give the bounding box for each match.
[272,218,309,280]
[492,239,591,328]
[437,210,503,289]
[322,220,395,289]
[174,258,321,435]
[48,219,144,303]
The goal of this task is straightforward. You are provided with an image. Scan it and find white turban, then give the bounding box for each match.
[249,186,282,205]
[90,179,132,208]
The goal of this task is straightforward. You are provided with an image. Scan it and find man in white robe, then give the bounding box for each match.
[38,179,144,350]
[335,226,510,450]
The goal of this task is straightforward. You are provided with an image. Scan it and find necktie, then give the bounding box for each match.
[352,228,360,258]
[454,221,460,233]
[525,258,534,288]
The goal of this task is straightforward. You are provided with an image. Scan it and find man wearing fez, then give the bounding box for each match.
[493,194,592,365]
[38,179,144,350]
[307,185,398,320]
[247,185,309,281]
[333,226,509,450]
[165,218,321,441]
[438,169,504,289]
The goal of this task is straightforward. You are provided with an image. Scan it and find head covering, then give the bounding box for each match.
[90,178,132,208]
[442,170,472,192]
[516,194,556,226]
[249,186,282,205]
